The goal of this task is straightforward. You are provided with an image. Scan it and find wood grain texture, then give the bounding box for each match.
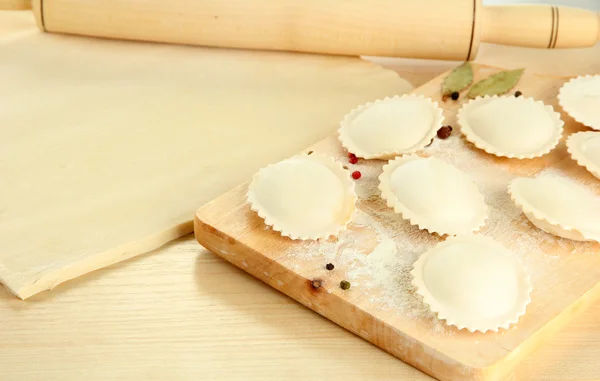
[0,29,411,299]
[195,65,600,381]
[1,12,600,381]
[3,234,600,381]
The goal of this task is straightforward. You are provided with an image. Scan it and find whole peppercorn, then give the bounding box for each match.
[436,126,453,139]
[340,280,351,290]
[352,171,362,180]
[325,263,335,271]
[514,91,522,97]
[450,91,460,101]
[349,156,358,164]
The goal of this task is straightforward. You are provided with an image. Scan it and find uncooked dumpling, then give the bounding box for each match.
[558,75,600,130]
[247,154,357,240]
[458,96,563,158]
[567,131,600,180]
[411,235,532,333]
[378,155,487,235]
[338,95,443,159]
[509,175,600,242]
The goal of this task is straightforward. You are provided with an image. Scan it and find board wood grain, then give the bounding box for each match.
[195,64,600,381]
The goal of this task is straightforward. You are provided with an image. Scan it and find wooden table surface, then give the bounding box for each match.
[1,10,600,381]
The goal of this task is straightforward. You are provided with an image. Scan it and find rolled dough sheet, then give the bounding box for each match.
[0,10,35,40]
[0,31,412,299]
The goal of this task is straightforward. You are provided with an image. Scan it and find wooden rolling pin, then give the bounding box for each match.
[3,0,600,60]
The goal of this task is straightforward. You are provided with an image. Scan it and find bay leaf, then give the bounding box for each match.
[441,62,473,96]
[467,68,525,98]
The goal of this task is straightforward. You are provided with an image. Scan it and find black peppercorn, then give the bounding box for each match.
[450,91,459,101]
[436,126,453,139]
[514,91,522,98]
[340,280,351,290]
[325,263,335,271]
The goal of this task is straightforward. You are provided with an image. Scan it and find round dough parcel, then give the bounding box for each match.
[567,131,600,180]
[558,75,600,130]
[247,153,357,240]
[458,96,563,158]
[378,155,487,236]
[411,235,532,333]
[509,175,600,242]
[338,95,444,159]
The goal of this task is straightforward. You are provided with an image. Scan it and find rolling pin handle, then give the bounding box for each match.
[481,5,600,49]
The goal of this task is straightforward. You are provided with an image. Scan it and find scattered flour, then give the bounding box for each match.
[284,134,599,336]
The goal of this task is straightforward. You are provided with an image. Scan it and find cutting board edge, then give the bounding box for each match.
[502,274,600,368]
[194,207,510,381]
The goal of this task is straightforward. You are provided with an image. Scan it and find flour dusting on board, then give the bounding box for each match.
[284,132,599,334]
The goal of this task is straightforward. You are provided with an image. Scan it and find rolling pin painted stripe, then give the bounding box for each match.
[2,0,600,60]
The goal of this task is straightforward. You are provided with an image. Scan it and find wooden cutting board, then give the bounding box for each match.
[194,64,600,381]
[0,30,412,299]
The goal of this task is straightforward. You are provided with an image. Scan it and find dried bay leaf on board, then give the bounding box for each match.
[442,62,473,96]
[468,68,525,98]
